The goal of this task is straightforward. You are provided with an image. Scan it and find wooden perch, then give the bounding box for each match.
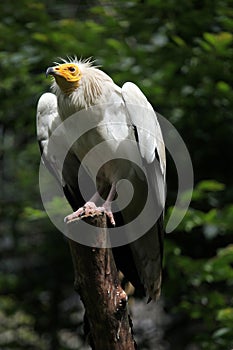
[68,214,136,350]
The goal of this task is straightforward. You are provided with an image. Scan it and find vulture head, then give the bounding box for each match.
[45,59,113,109]
[46,63,82,94]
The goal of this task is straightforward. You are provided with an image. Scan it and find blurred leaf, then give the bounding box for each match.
[216,81,231,93]
[172,35,186,47]
[217,308,233,323]
[195,180,225,194]
[23,207,47,221]
[204,32,233,51]
[212,327,230,339]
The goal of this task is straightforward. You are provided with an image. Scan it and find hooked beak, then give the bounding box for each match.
[46,67,55,77]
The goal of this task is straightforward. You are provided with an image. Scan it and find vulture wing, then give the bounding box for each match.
[36,92,63,185]
[122,82,166,300]
[36,92,84,210]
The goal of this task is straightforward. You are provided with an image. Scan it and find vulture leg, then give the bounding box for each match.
[64,183,116,226]
[101,182,116,226]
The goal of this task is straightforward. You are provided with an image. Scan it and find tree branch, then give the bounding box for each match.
[68,214,136,350]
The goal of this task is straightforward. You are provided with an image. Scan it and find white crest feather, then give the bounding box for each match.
[51,57,113,114]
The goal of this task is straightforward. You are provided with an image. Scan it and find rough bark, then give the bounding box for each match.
[68,214,136,350]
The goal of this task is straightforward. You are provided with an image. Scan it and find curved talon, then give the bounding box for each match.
[64,207,85,223]
[105,211,116,226]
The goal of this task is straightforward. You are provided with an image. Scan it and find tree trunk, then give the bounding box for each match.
[68,214,136,350]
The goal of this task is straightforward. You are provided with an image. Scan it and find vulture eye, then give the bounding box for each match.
[68,67,76,72]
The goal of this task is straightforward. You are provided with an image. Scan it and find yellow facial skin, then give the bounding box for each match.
[46,63,82,94]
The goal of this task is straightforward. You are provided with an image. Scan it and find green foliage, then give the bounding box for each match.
[165,180,233,349]
[0,302,47,350]
[0,0,233,349]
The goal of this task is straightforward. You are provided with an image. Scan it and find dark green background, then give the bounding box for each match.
[0,1,233,349]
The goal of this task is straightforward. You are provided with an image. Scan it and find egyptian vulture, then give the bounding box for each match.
[36,58,166,301]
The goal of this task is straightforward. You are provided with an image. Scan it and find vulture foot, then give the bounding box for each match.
[64,201,115,226]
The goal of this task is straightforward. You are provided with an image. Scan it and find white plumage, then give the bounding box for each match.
[37,58,166,300]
